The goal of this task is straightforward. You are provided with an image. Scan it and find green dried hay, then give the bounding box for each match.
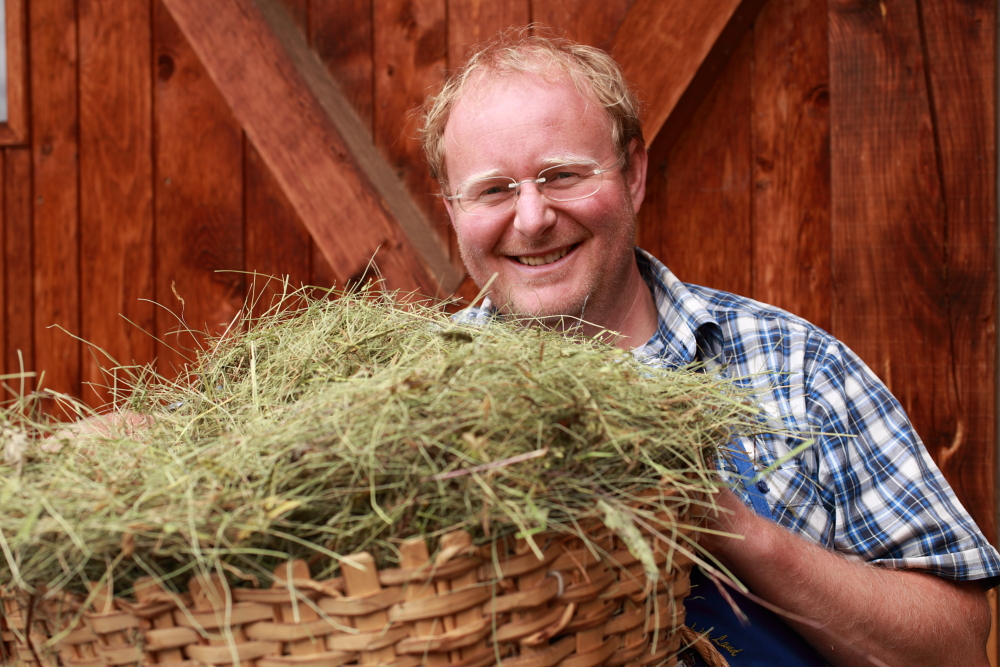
[0,284,763,599]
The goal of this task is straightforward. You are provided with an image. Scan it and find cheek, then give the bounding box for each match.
[454,216,506,257]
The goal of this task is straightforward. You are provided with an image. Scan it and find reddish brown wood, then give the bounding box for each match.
[374,0,453,261]
[610,0,767,149]
[153,2,245,377]
[312,0,373,132]
[914,0,996,542]
[0,0,28,145]
[0,151,6,376]
[245,140,313,314]
[31,0,81,412]
[448,0,529,63]
[638,31,754,297]
[244,0,312,311]
[161,0,459,296]
[310,0,373,287]
[4,148,32,392]
[829,1,966,516]
[751,0,831,331]
[530,0,635,49]
[78,0,155,407]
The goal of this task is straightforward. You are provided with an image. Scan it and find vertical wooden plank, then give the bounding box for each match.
[245,142,313,313]
[914,0,996,543]
[5,149,32,392]
[751,0,831,330]
[448,1,529,63]
[638,32,753,296]
[245,0,312,311]
[311,0,372,287]
[153,1,244,377]
[0,151,6,378]
[31,0,80,410]
[374,0,450,255]
[530,0,634,49]
[829,1,962,517]
[78,0,155,407]
[990,588,998,667]
[312,0,373,132]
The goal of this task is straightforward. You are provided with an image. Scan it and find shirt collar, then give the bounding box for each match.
[454,248,725,370]
[631,248,726,371]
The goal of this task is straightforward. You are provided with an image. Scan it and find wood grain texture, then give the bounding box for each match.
[530,0,635,49]
[153,3,245,377]
[245,140,314,314]
[751,0,831,330]
[829,0,964,513]
[4,148,32,390]
[610,0,767,149]
[312,0,373,132]
[243,0,313,315]
[448,0,529,63]
[31,0,80,409]
[244,0,312,311]
[0,0,28,145]
[310,0,373,287]
[638,31,754,297]
[78,0,155,407]
[914,0,996,542]
[0,151,6,375]
[374,0,452,261]
[161,0,459,296]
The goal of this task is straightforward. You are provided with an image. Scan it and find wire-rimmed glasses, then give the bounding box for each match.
[445,155,624,215]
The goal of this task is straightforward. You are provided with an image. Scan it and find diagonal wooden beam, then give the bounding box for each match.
[611,0,769,151]
[160,0,462,297]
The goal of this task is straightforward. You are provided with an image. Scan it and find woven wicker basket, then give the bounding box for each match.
[1,520,726,667]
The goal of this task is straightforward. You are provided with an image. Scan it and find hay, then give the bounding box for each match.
[0,285,762,598]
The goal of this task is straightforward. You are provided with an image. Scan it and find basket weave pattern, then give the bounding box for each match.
[1,524,725,667]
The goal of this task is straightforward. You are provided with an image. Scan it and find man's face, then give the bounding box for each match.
[442,72,646,324]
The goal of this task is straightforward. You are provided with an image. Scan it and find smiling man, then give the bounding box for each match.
[419,32,1000,666]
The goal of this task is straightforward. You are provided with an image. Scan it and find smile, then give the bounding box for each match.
[515,245,576,266]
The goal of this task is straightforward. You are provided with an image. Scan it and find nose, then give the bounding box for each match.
[511,181,556,239]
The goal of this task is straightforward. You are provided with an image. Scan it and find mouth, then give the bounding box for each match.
[513,244,578,267]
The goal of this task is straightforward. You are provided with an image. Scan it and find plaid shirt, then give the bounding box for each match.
[457,248,1000,583]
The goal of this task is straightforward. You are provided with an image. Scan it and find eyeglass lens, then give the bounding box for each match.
[456,161,605,214]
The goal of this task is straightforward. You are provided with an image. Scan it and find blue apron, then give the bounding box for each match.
[680,449,831,666]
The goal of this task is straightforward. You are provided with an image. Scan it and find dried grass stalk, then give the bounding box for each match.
[0,284,763,597]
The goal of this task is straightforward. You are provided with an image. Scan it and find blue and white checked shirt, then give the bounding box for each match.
[458,248,1000,583]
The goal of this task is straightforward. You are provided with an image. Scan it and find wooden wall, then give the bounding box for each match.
[0,0,995,553]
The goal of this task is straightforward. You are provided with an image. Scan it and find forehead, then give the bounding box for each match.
[442,71,613,183]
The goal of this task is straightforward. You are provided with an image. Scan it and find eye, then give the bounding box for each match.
[548,169,583,181]
[479,184,509,197]
[459,177,515,208]
[540,162,595,190]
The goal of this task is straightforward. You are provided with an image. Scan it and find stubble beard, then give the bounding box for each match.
[461,193,638,330]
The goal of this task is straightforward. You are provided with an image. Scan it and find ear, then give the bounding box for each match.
[625,139,648,214]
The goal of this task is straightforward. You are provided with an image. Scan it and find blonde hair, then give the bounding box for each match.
[419,29,643,191]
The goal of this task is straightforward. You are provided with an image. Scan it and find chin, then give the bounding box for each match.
[492,285,595,325]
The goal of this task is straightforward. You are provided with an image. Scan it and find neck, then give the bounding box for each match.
[552,262,658,350]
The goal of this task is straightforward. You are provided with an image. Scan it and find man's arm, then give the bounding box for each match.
[700,488,992,667]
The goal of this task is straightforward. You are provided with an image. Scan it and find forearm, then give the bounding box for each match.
[700,490,991,667]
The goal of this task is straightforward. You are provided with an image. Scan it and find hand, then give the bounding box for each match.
[695,488,991,667]
[45,410,155,453]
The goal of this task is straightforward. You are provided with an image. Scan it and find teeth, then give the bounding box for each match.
[517,246,570,266]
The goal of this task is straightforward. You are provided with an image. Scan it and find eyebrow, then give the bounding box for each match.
[459,155,598,184]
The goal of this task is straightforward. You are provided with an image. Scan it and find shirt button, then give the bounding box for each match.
[756,480,770,494]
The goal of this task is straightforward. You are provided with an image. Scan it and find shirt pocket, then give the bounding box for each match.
[766,459,823,510]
